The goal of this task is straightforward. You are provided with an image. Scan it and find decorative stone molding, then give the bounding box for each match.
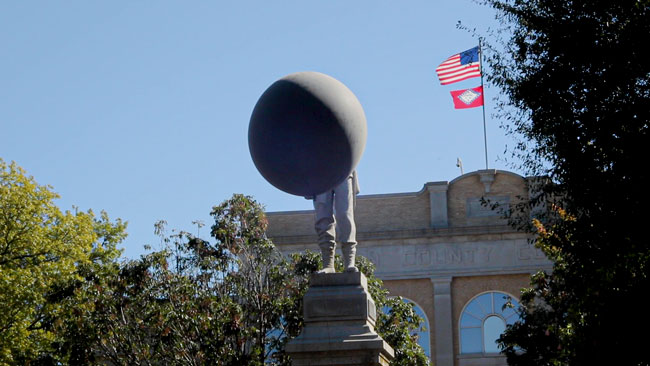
[478,169,497,193]
[426,181,449,229]
[353,239,551,281]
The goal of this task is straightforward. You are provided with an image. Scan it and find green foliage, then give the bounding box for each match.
[0,159,126,365]
[0,171,426,366]
[63,194,427,365]
[481,1,650,364]
[62,194,294,366]
[354,257,430,366]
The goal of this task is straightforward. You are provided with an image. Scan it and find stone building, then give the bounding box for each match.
[266,169,551,366]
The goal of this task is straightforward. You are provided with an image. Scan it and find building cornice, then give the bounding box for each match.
[269,224,527,245]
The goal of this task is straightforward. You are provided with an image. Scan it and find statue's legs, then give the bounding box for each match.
[314,192,336,273]
[341,242,358,272]
[334,177,358,272]
[317,241,336,273]
[313,175,358,273]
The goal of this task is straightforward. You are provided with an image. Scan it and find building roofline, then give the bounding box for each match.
[448,169,524,185]
[266,169,527,215]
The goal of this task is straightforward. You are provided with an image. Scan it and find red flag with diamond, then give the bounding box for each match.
[450,86,484,109]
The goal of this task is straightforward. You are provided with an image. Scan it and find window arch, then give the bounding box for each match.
[403,298,431,358]
[459,291,520,354]
[383,298,431,359]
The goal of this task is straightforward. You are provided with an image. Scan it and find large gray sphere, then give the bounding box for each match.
[249,72,367,197]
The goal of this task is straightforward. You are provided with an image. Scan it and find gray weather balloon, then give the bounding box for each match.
[248,71,367,197]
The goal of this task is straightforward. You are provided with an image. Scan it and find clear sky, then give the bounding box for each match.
[1,1,517,259]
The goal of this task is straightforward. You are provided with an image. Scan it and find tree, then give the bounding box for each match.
[0,159,126,365]
[48,210,127,365]
[480,1,650,364]
[209,195,428,365]
[357,258,430,366]
[74,194,428,365]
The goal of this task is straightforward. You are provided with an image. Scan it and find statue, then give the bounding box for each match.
[248,72,367,273]
[311,171,360,273]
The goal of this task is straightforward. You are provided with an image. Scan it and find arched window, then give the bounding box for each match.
[383,298,431,359]
[460,291,520,354]
[403,298,431,359]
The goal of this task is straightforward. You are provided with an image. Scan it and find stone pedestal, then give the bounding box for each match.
[286,272,394,366]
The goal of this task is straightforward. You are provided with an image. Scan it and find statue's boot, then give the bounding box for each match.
[317,241,336,273]
[342,242,359,272]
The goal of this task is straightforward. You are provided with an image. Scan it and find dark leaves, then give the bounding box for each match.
[484,0,650,364]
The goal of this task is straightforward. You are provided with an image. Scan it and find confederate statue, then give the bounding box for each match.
[248,72,367,273]
[312,171,359,273]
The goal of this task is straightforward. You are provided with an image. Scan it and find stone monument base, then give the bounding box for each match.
[286,272,394,366]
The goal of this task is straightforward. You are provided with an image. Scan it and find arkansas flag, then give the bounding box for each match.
[450,86,484,109]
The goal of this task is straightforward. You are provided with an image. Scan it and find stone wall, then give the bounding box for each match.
[267,170,531,240]
[447,171,527,228]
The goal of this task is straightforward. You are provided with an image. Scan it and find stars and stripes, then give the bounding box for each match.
[435,43,490,168]
[435,46,481,85]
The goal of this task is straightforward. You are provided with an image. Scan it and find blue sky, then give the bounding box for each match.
[1,1,517,259]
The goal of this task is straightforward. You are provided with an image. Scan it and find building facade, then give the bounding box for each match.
[266,169,551,366]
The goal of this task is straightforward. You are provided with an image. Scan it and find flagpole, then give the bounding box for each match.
[479,38,489,169]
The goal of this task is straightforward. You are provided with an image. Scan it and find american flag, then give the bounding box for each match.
[435,46,481,85]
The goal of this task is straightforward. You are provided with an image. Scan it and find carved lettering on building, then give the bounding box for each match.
[360,248,381,267]
[517,243,546,261]
[480,246,493,263]
[402,246,493,267]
